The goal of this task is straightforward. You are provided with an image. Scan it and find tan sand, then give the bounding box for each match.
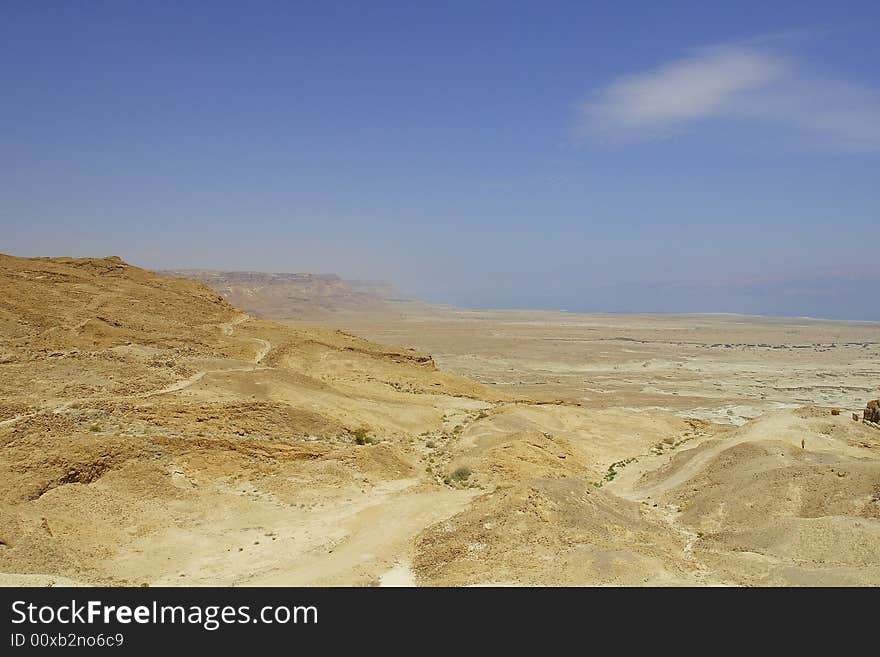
[2,255,879,586]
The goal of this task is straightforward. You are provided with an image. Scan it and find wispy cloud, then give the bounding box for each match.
[576,41,880,152]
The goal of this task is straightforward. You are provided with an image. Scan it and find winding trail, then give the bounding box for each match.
[220,314,249,336]
[0,313,273,424]
[0,415,23,428]
[251,338,271,364]
[609,413,805,503]
[143,314,272,398]
[240,479,480,586]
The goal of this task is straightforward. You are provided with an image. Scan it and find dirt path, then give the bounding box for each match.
[252,337,271,364]
[141,371,210,397]
[222,314,272,364]
[609,412,809,502]
[143,315,272,398]
[247,480,479,586]
[107,478,479,586]
[220,313,250,336]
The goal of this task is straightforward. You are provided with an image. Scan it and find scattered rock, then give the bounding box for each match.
[830,408,840,416]
[864,400,880,423]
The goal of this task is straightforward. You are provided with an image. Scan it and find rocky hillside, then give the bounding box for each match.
[1,253,878,587]
[0,254,494,585]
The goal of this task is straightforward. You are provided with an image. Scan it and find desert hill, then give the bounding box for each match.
[0,254,494,584]
[415,405,880,585]
[1,254,879,586]
[161,269,419,321]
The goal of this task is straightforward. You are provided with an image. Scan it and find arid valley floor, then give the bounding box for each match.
[2,256,880,586]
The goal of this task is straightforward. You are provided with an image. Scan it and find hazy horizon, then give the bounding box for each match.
[3,2,879,320]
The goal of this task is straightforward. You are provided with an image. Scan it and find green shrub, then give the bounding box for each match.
[450,466,472,482]
[603,457,637,482]
[353,428,370,445]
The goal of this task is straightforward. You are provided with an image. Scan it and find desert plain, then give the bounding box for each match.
[2,256,880,586]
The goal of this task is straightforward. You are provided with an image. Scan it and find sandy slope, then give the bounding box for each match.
[0,254,495,585]
[1,254,879,586]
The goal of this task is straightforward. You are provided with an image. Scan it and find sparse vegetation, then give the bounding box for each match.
[652,432,697,454]
[450,466,472,482]
[595,457,638,487]
[6,252,880,587]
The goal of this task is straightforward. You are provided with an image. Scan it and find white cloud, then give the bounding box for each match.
[577,42,880,152]
[736,77,880,152]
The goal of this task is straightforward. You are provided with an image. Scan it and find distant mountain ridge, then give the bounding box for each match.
[161,269,419,320]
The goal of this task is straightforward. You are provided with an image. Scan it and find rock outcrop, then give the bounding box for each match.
[865,400,880,423]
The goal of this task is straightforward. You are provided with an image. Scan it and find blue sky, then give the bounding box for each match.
[2,1,879,319]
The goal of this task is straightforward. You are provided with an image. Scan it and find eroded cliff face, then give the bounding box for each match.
[161,268,417,320]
